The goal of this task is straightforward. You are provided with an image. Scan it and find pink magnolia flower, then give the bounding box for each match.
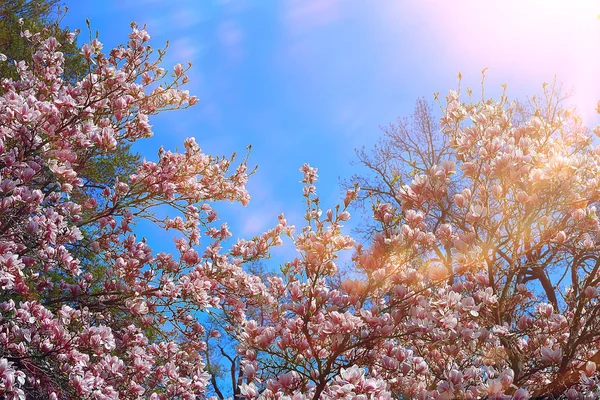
[540,347,563,364]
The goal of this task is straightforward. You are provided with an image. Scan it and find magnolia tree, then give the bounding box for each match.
[332,80,600,398]
[0,22,286,399]
[1,22,600,400]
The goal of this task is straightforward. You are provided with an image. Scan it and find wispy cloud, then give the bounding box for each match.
[218,20,244,61]
[169,36,203,63]
[282,0,342,33]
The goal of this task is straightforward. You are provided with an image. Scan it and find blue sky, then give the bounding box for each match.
[61,0,600,262]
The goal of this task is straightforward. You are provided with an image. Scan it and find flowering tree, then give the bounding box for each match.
[1,20,600,400]
[332,78,600,399]
[0,22,289,399]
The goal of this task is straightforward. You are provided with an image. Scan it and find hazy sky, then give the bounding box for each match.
[62,0,600,261]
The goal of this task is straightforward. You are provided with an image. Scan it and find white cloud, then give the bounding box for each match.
[218,20,244,61]
[282,0,342,33]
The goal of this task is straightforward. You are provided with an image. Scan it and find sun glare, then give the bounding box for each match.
[402,0,600,123]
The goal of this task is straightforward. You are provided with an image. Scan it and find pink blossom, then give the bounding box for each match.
[540,347,563,364]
